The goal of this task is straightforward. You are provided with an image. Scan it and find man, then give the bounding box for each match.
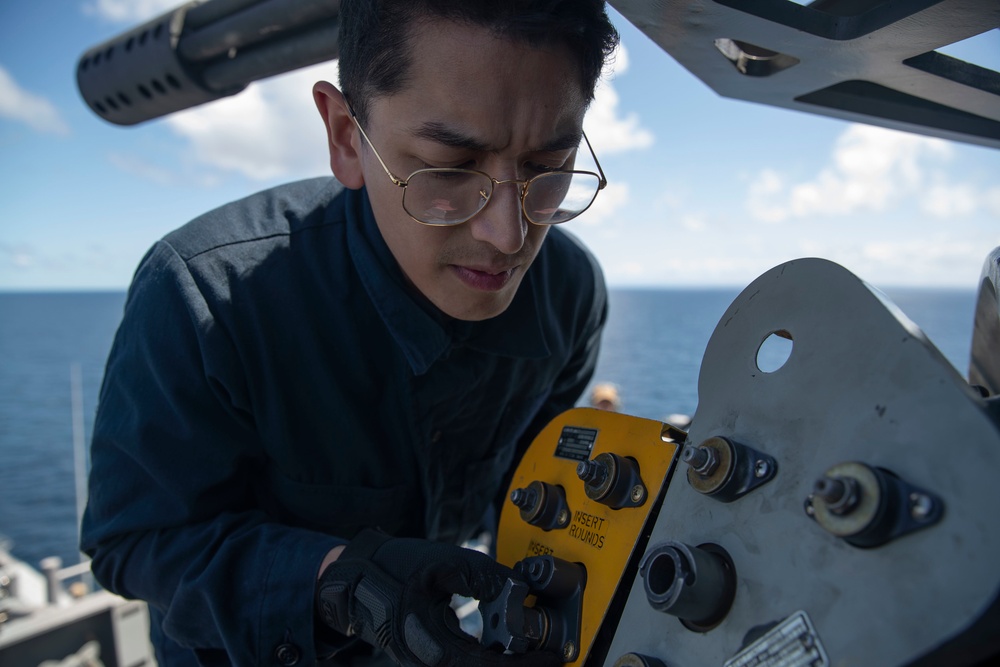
[590,383,622,411]
[81,1,618,665]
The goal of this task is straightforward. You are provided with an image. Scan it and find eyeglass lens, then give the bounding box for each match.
[403,170,602,226]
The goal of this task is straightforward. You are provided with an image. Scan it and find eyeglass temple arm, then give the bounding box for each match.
[347,105,408,188]
[582,130,608,190]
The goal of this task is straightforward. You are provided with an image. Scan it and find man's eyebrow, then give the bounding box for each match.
[413,122,492,151]
[539,130,584,152]
[412,122,583,153]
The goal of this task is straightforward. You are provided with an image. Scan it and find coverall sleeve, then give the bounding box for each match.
[81,241,345,665]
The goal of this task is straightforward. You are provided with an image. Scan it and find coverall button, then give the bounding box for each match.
[274,643,301,666]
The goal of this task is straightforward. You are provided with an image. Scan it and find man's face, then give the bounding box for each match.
[357,19,589,321]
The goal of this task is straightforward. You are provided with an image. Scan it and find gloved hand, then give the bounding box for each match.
[316,529,561,667]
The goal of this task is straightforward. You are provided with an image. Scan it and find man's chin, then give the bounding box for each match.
[435,286,519,322]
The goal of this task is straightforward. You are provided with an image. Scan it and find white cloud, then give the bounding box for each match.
[566,43,651,233]
[768,232,993,287]
[0,65,69,135]
[920,182,978,218]
[680,213,707,231]
[856,236,990,285]
[746,169,788,223]
[621,261,644,277]
[745,124,957,222]
[0,243,35,269]
[985,187,1000,217]
[108,153,175,186]
[164,62,339,181]
[83,0,178,22]
[106,150,224,188]
[584,43,655,156]
[575,182,629,227]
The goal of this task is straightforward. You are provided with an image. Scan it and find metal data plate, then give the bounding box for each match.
[497,409,679,666]
[723,610,828,667]
[600,257,1000,667]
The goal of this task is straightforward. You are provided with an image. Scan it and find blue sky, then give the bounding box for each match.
[1,1,998,291]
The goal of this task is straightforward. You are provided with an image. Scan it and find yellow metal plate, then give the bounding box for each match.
[497,407,679,665]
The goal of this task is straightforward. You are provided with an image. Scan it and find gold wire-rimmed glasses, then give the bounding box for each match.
[349,108,607,227]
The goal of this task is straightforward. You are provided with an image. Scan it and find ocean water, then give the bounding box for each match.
[592,286,980,423]
[0,292,126,572]
[0,286,979,571]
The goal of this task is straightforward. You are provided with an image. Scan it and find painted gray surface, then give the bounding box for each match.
[609,0,1000,150]
[601,258,1000,667]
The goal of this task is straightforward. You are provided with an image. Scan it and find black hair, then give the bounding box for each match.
[337,0,620,123]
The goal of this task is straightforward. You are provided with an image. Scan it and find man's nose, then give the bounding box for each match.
[468,180,528,255]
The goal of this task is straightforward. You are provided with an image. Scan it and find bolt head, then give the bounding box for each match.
[754,460,770,478]
[557,509,569,526]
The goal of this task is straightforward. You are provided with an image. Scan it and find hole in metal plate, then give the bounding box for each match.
[756,330,793,373]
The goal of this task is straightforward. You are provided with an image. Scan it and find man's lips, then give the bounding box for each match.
[450,264,516,291]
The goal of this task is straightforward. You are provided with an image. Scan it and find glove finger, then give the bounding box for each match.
[421,551,517,603]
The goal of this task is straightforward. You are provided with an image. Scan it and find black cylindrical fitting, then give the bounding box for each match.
[640,541,736,629]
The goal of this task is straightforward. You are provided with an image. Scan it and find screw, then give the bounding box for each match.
[754,460,770,478]
[910,493,934,520]
[557,509,569,526]
[804,498,816,517]
[630,484,645,503]
[562,641,578,661]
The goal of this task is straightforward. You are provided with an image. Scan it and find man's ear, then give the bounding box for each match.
[313,81,365,189]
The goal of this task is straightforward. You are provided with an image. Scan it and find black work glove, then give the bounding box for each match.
[316,529,561,667]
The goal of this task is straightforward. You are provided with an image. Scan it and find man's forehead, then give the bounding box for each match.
[362,16,589,152]
[409,120,584,153]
